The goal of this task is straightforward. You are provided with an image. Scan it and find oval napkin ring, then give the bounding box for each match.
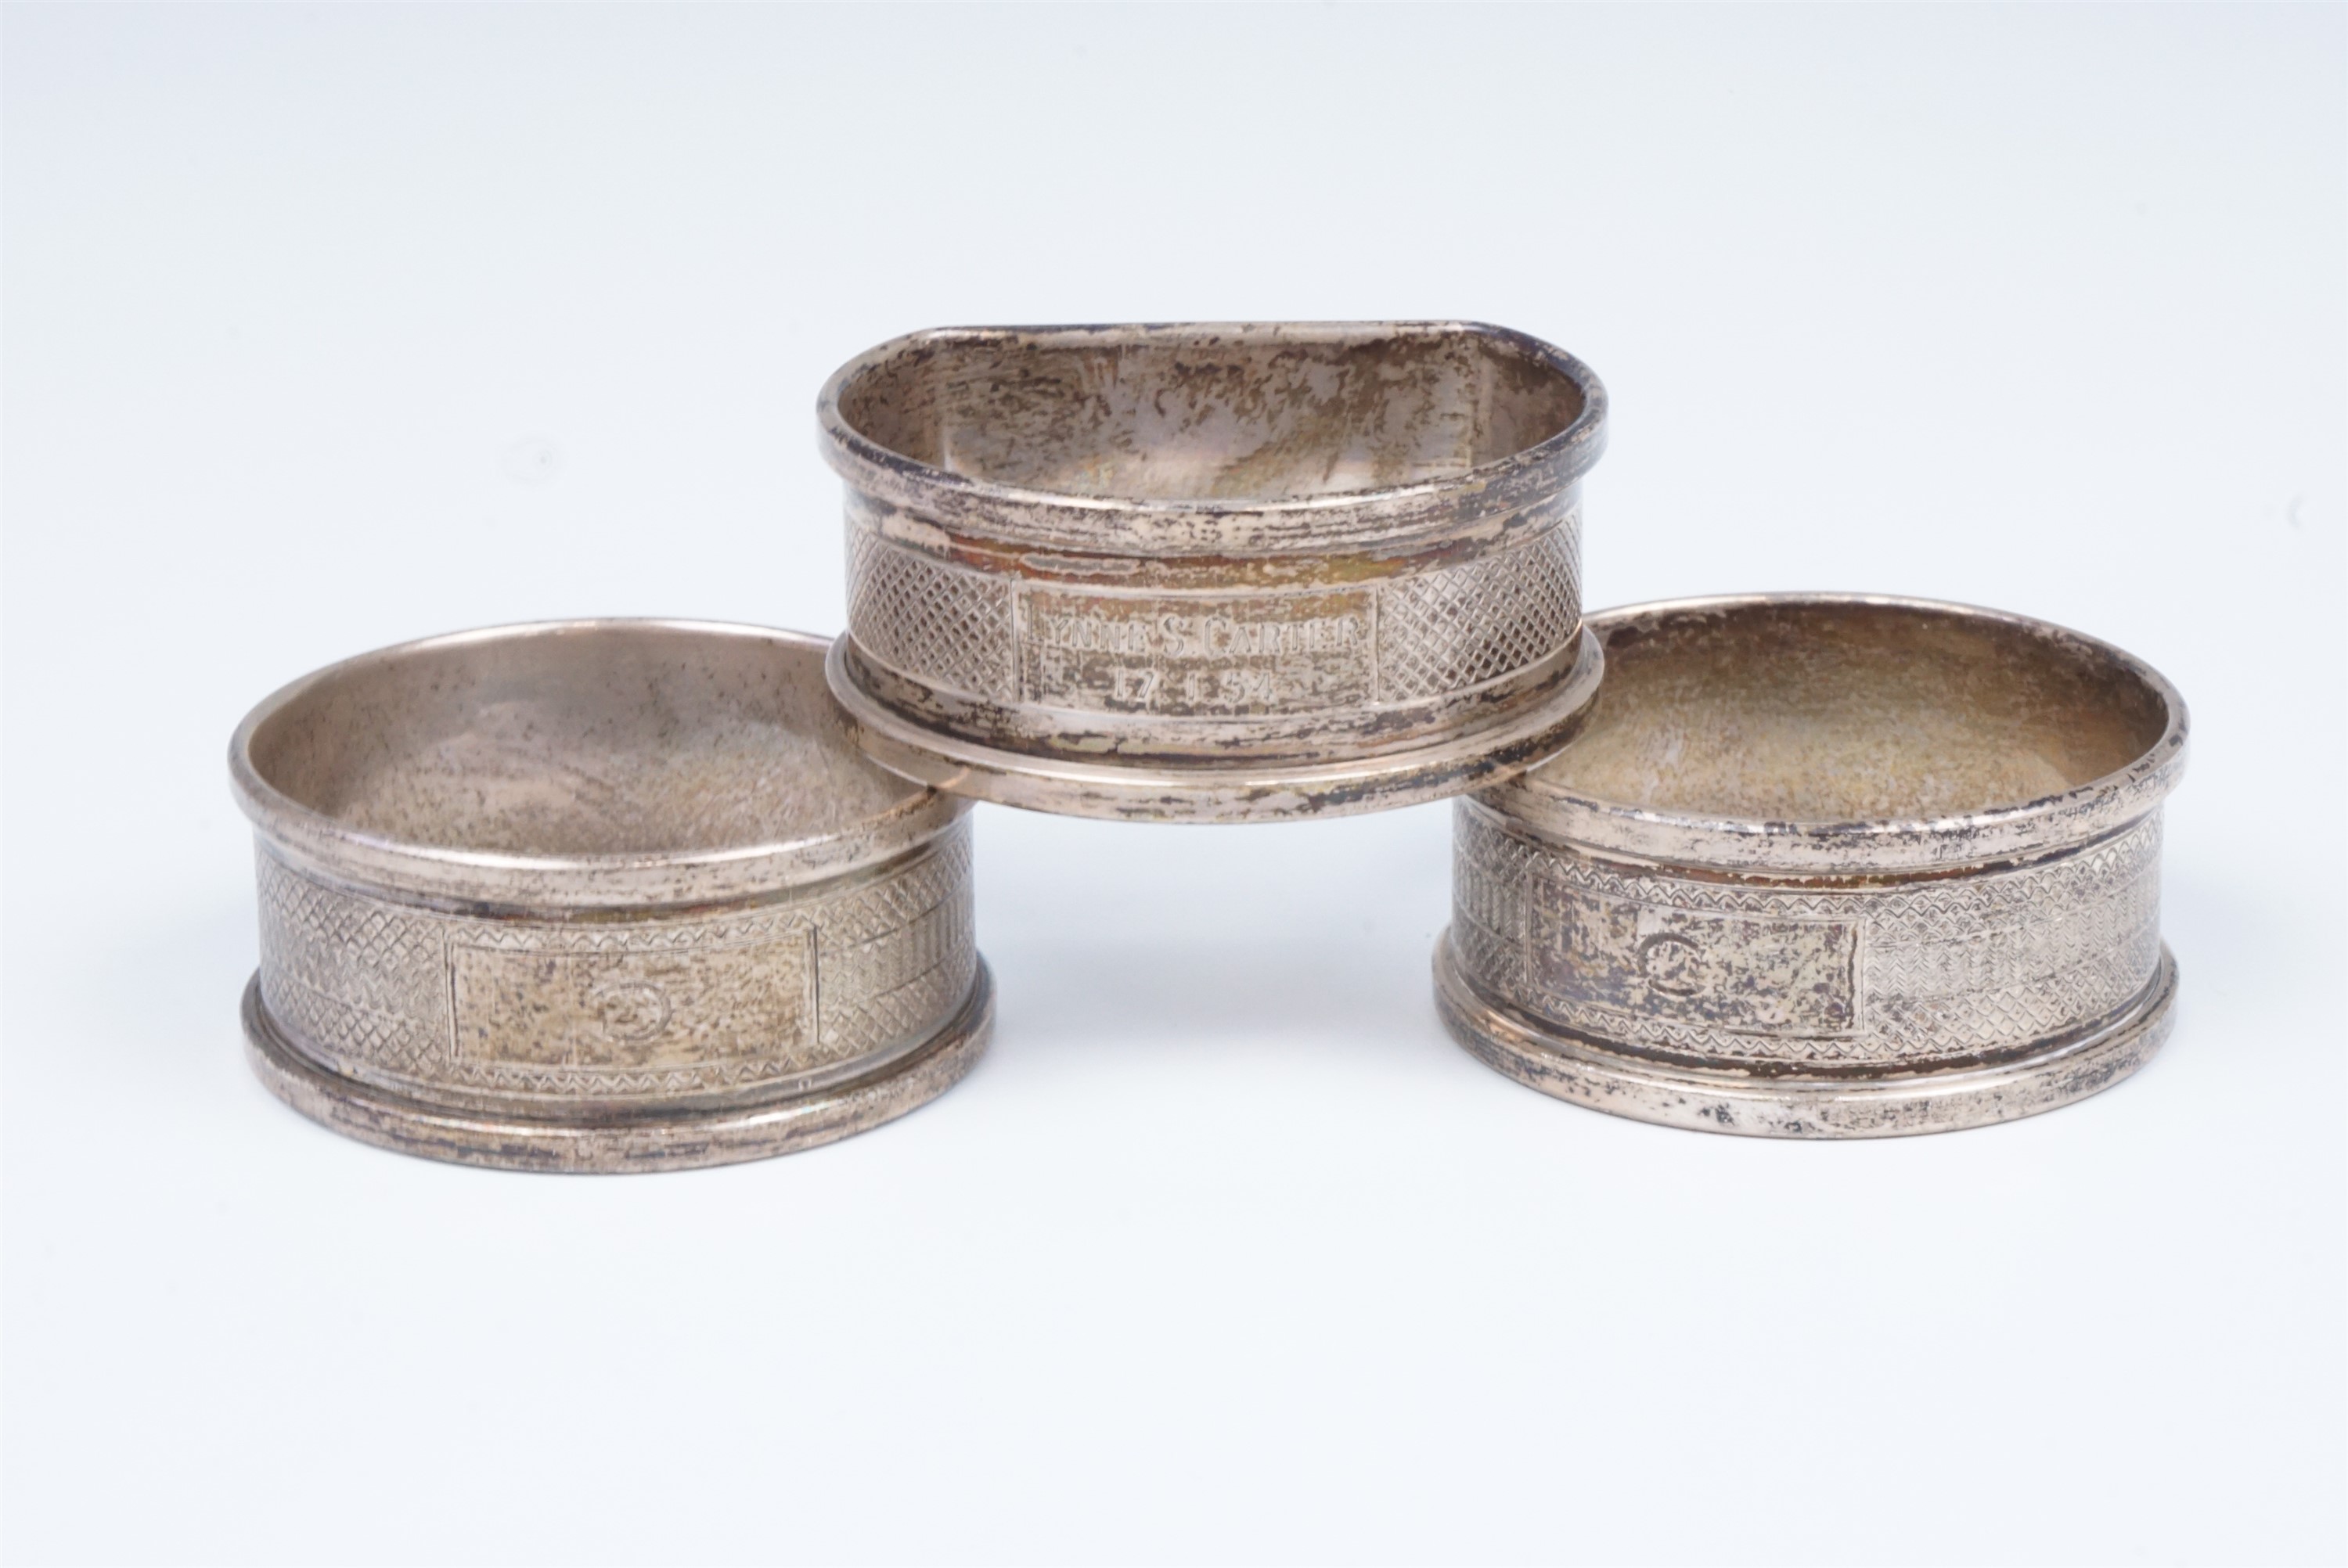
[820,321,1608,822]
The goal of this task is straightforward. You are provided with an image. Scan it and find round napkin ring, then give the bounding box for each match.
[1436,594,2188,1138]
[231,620,990,1171]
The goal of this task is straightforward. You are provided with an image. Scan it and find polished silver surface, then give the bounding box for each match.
[1437,594,2188,1137]
[230,620,990,1171]
[820,322,1608,822]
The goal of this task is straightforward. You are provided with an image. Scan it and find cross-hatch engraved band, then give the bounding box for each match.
[1450,802,2165,1066]
[845,513,1581,717]
[255,822,976,1102]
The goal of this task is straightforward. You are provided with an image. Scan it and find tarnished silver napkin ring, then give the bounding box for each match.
[230,620,991,1172]
[1436,595,2188,1138]
[820,322,1607,822]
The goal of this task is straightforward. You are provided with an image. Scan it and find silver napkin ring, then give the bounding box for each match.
[820,322,1607,822]
[230,620,991,1171]
[1435,594,2188,1138]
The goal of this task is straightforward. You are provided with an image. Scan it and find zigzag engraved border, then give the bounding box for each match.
[1524,818,2161,931]
[456,913,807,954]
[436,1052,816,1098]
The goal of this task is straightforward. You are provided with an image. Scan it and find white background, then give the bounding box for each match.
[5,6,2342,1564]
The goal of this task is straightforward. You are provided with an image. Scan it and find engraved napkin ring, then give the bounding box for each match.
[819,322,1607,822]
[230,620,991,1171]
[1435,594,2188,1138]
